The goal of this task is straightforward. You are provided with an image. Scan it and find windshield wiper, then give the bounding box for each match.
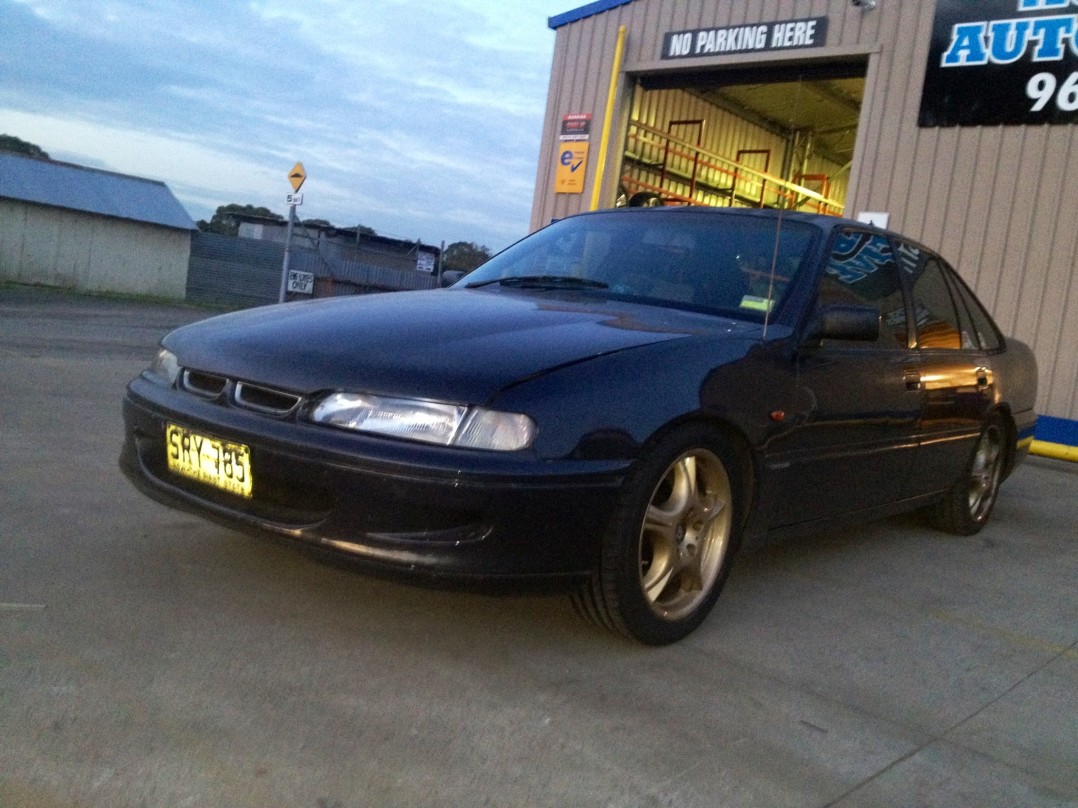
[467,275,608,290]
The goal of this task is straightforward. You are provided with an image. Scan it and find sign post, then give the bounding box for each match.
[278,162,306,303]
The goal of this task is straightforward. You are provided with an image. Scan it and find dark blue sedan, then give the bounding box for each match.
[121,208,1038,644]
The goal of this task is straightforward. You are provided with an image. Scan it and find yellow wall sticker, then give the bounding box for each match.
[554,142,590,194]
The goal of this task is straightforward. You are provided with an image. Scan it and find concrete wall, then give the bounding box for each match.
[0,199,190,299]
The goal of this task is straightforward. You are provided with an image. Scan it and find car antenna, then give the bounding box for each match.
[763,75,806,340]
[762,214,784,340]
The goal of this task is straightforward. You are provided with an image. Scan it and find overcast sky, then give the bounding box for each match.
[0,0,578,251]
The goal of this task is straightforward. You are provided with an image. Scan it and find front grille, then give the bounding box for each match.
[179,368,303,418]
[234,382,302,417]
[181,369,227,399]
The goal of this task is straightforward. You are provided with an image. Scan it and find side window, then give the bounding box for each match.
[906,253,967,350]
[944,265,1004,351]
[818,231,909,348]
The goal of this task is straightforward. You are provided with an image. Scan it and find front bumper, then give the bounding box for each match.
[120,377,628,579]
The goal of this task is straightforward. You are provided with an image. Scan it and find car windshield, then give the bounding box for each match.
[460,210,818,321]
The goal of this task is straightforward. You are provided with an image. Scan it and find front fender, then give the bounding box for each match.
[491,335,797,461]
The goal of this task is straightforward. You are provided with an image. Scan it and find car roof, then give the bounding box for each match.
[575,206,871,233]
[568,206,943,254]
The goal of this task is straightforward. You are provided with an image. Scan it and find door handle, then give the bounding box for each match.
[904,370,922,391]
[975,367,990,391]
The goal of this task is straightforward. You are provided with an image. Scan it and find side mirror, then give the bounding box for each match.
[440,270,466,287]
[805,304,881,343]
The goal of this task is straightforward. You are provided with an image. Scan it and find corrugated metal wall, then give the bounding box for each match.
[186,232,438,309]
[532,0,1078,421]
[0,199,190,299]
[186,231,285,308]
[849,3,1078,424]
[624,86,848,210]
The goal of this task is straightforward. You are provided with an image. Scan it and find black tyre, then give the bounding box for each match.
[929,412,1007,535]
[574,425,741,645]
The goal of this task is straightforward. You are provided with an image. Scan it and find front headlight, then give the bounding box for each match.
[145,348,181,386]
[310,392,536,452]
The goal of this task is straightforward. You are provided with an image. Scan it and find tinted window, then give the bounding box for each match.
[818,231,908,348]
[461,211,818,322]
[944,265,1004,351]
[903,246,968,350]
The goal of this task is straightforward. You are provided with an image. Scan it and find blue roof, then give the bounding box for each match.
[0,152,195,230]
[549,0,635,29]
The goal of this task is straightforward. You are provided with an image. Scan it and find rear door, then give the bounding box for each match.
[764,229,923,527]
[899,243,995,496]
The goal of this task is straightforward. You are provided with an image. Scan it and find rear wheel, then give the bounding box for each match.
[929,413,1006,535]
[574,425,741,644]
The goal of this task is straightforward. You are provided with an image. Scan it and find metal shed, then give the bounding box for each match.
[0,153,195,299]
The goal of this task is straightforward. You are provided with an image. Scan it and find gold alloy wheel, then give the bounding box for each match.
[638,448,733,621]
[967,421,1004,523]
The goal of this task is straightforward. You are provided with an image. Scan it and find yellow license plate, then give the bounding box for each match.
[166,424,253,498]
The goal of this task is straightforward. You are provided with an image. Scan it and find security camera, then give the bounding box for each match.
[851,0,877,8]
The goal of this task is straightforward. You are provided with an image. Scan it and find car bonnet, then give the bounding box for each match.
[163,289,759,403]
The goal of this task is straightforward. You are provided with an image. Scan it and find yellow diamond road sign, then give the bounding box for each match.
[288,162,306,192]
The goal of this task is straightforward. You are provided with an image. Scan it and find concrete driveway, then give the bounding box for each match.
[1,284,1075,808]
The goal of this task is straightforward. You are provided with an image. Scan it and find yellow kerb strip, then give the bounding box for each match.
[1030,440,1078,463]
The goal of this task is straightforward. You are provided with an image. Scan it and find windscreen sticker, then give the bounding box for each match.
[740,295,775,312]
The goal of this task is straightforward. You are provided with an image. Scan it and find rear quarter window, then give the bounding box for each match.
[943,263,1004,351]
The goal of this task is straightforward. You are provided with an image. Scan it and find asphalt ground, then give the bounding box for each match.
[1,284,1076,808]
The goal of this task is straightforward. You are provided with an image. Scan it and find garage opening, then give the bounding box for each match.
[618,60,866,215]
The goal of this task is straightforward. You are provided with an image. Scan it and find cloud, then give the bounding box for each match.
[0,0,566,249]
[0,108,279,198]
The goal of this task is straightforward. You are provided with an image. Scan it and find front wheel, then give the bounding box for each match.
[928,413,1007,535]
[574,425,742,645]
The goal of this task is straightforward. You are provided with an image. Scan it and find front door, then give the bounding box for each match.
[764,230,922,527]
